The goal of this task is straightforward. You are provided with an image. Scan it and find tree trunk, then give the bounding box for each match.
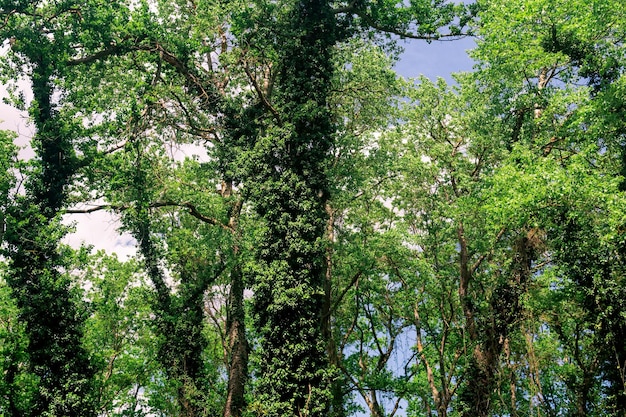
[224,261,248,417]
[248,0,338,415]
[458,229,538,417]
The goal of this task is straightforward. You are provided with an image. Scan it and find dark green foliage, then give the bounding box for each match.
[551,214,626,415]
[1,37,96,417]
[245,0,339,415]
[122,139,222,416]
[3,205,96,417]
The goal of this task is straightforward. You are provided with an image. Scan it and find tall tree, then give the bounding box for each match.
[462,0,626,414]
[1,5,96,413]
[0,1,160,414]
[240,1,339,415]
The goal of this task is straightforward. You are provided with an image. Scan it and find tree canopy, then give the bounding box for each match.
[0,0,625,416]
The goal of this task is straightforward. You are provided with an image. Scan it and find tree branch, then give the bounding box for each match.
[243,59,282,124]
[169,90,219,141]
[470,227,507,274]
[1,9,18,31]
[65,200,234,232]
[66,39,142,66]
[355,11,471,41]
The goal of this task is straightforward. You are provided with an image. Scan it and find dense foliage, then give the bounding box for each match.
[1,0,625,416]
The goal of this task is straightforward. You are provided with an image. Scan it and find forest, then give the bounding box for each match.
[0,0,625,416]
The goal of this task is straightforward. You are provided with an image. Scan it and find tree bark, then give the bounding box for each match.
[224,260,248,417]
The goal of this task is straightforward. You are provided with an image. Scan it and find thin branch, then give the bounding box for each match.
[389,396,403,417]
[103,140,128,155]
[1,10,18,31]
[65,204,111,214]
[66,40,140,66]
[243,59,282,124]
[156,200,234,232]
[357,12,471,41]
[328,269,364,316]
[65,200,234,232]
[74,140,128,170]
[470,226,507,274]
[44,6,82,25]
[169,90,219,140]
[470,146,489,178]
[364,297,386,360]
[332,0,358,15]
[151,42,219,107]
[349,174,397,203]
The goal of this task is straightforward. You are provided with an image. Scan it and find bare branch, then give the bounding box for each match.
[243,59,282,124]
[65,200,234,232]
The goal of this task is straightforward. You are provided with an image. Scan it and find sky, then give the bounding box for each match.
[396,36,476,80]
[0,36,476,259]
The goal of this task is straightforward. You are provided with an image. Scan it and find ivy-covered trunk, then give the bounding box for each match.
[3,55,96,416]
[125,140,211,417]
[248,0,338,415]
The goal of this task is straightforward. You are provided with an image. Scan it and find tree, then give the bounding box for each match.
[0,1,163,414]
[1,4,98,413]
[0,132,35,415]
[451,0,626,414]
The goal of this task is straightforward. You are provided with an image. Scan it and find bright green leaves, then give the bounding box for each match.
[0,129,16,247]
[0,1,148,414]
[428,1,626,414]
[0,267,36,416]
[80,252,156,415]
[344,0,477,41]
[7,0,626,415]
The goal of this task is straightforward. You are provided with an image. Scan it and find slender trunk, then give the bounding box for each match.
[136,219,206,417]
[222,189,248,417]
[457,222,491,417]
[458,224,477,342]
[5,358,20,417]
[505,338,519,417]
[131,147,207,417]
[224,261,248,417]
[323,203,347,417]
[365,391,384,417]
[573,373,593,417]
[414,305,448,417]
